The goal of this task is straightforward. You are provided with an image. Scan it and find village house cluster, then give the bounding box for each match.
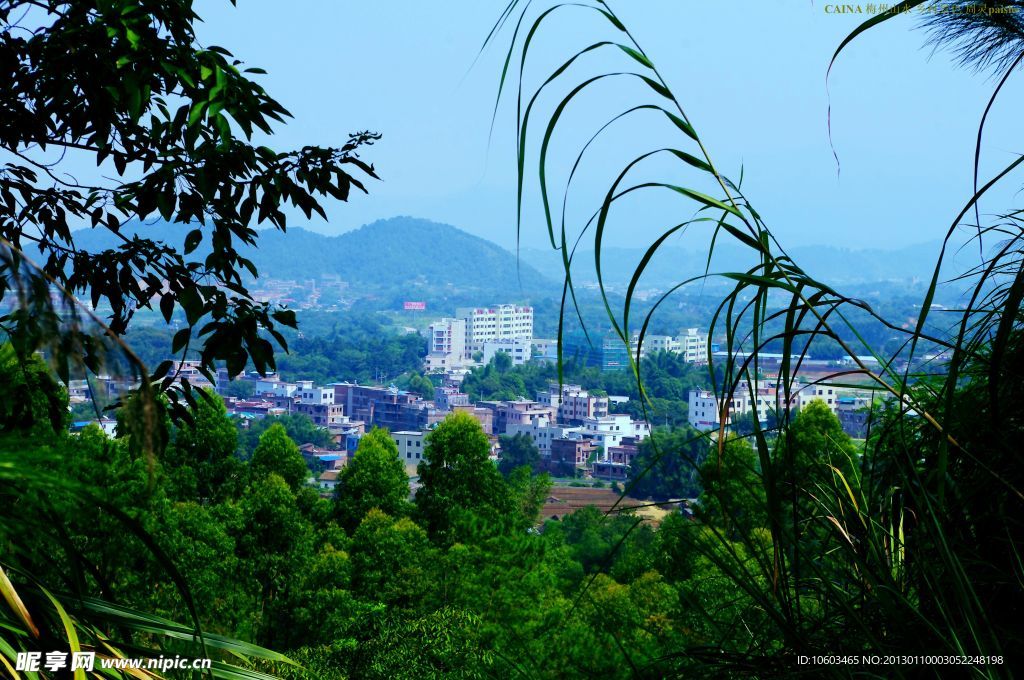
[65,303,882,491]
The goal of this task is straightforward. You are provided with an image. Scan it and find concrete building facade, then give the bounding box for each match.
[458,304,534,353]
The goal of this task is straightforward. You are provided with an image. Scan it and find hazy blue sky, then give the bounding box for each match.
[194,1,1022,252]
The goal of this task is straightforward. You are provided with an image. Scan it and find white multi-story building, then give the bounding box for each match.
[679,328,708,364]
[425,317,467,372]
[481,338,532,366]
[580,414,650,452]
[628,328,708,363]
[429,318,466,356]
[458,304,534,353]
[531,338,558,362]
[687,380,872,431]
[630,334,681,358]
[296,380,335,405]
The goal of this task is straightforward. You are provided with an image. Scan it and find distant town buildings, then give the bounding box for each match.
[391,430,426,470]
[629,327,709,364]
[425,303,534,374]
[687,379,874,432]
[458,304,534,353]
[481,338,532,366]
[562,330,629,372]
[425,317,468,372]
[536,383,609,425]
[63,311,879,492]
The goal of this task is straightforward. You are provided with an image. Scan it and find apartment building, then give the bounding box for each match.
[628,328,708,363]
[580,414,650,452]
[294,401,345,427]
[562,331,629,372]
[457,304,534,353]
[425,317,467,372]
[679,327,709,364]
[592,436,643,480]
[391,430,426,467]
[536,383,609,425]
[477,399,556,435]
[630,334,681,358]
[687,381,779,431]
[548,438,597,476]
[296,380,335,405]
[333,382,442,433]
[434,385,470,411]
[481,338,532,366]
[505,418,582,458]
[687,380,874,435]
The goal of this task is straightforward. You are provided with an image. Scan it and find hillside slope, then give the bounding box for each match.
[70,216,553,298]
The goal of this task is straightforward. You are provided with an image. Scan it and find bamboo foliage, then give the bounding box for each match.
[488,0,1022,671]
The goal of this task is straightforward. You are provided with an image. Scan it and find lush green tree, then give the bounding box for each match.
[334,428,411,533]
[235,473,315,643]
[493,350,512,373]
[655,514,775,660]
[697,437,768,541]
[505,465,552,528]
[566,570,682,675]
[772,400,860,552]
[238,413,333,456]
[496,432,540,476]
[163,389,245,502]
[545,506,655,581]
[459,356,530,401]
[436,531,580,676]
[221,379,256,399]
[0,344,68,442]
[775,400,859,491]
[402,372,435,400]
[348,509,436,609]
[276,313,425,385]
[146,499,250,634]
[29,424,162,602]
[627,427,705,501]
[250,423,309,491]
[415,412,517,543]
[344,607,494,680]
[266,542,366,650]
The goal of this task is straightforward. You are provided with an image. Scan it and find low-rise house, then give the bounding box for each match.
[580,414,649,452]
[317,470,340,493]
[391,430,426,469]
[505,418,582,458]
[477,399,555,435]
[548,438,596,477]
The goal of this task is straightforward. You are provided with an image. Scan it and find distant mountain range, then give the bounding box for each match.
[520,240,948,288]
[70,216,947,302]
[70,216,556,299]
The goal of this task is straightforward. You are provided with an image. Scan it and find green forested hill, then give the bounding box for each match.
[70,216,554,297]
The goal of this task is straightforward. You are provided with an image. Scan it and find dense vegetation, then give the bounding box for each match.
[484,0,1024,675]
[6,361,900,677]
[274,314,426,386]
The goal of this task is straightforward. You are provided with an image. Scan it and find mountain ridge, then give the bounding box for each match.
[70,216,555,298]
